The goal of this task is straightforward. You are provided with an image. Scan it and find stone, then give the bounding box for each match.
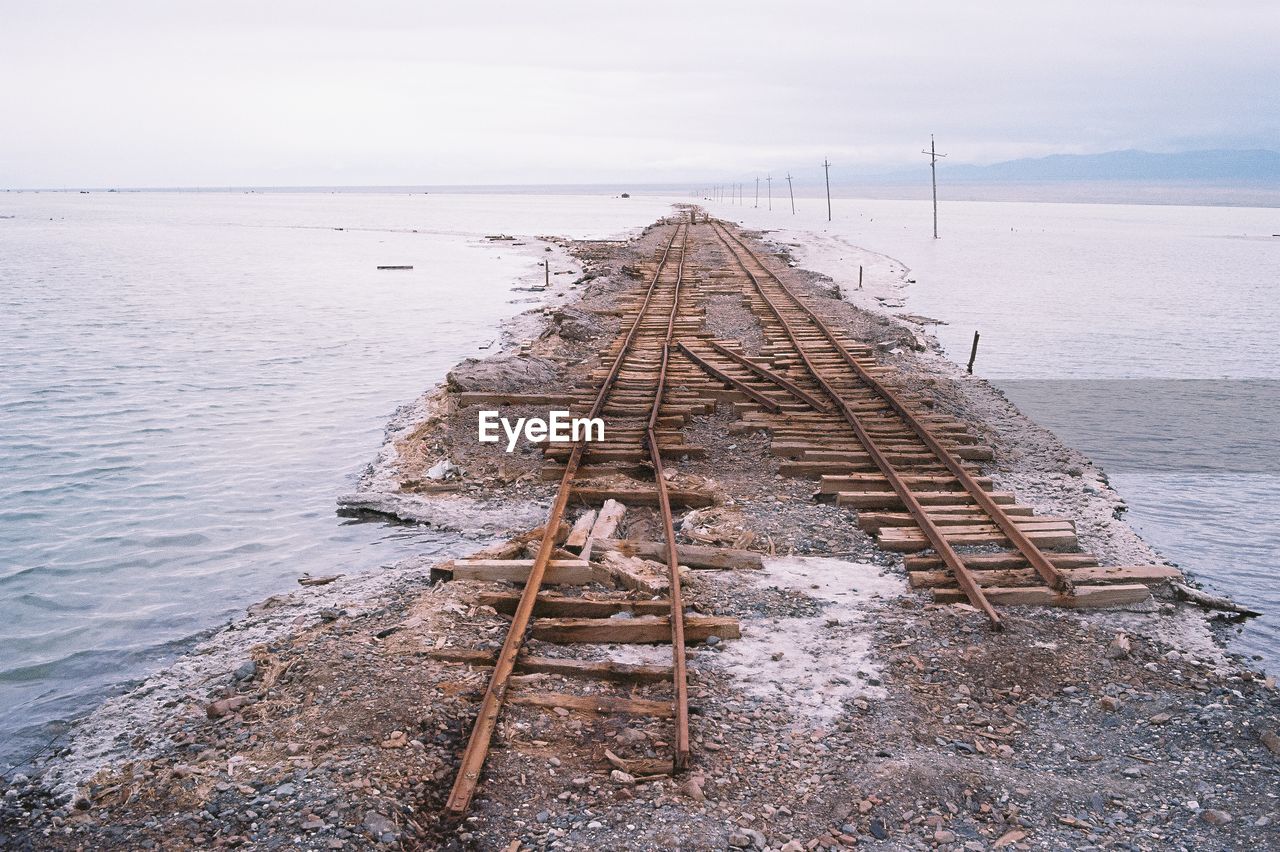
[362,811,396,838]
[446,354,559,393]
[993,829,1026,848]
[678,777,705,802]
[868,818,887,839]
[425,458,459,481]
[1106,633,1132,660]
[934,829,956,843]
[1201,809,1233,826]
[233,661,257,681]
[275,783,295,797]
[782,842,805,852]
[205,696,249,719]
[728,831,752,848]
[610,769,635,785]
[380,731,408,749]
[1149,713,1172,725]
[1260,730,1280,756]
[545,306,603,342]
[1099,696,1122,712]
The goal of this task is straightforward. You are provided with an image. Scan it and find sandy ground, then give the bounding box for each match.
[2,212,1277,851]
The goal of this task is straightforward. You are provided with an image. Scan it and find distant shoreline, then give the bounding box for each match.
[4,181,1280,208]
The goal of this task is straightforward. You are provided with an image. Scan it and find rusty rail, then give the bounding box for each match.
[444,224,686,816]
[645,223,691,769]
[706,339,830,411]
[712,223,1070,596]
[676,341,783,413]
[708,221,1009,628]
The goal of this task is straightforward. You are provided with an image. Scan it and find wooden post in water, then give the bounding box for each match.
[544,259,550,287]
[755,176,759,208]
[823,159,832,221]
[967,331,980,374]
[767,175,772,211]
[858,265,863,289]
[786,173,795,214]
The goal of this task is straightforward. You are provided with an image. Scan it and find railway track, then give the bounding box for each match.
[443,219,699,816]
[436,214,1177,817]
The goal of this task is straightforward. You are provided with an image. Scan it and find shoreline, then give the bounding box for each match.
[3,211,1276,849]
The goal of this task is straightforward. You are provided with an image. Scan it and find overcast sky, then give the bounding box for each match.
[3,0,1276,187]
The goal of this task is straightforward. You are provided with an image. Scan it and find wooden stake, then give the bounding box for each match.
[786,172,795,214]
[544,259,549,287]
[755,176,759,208]
[766,175,772,210]
[967,331,980,374]
[858,265,863,289]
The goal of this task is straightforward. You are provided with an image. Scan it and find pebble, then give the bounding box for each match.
[233,660,257,681]
[1099,696,1122,712]
[1201,809,1233,826]
[1106,633,1132,660]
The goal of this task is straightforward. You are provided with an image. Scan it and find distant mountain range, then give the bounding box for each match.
[930,149,1280,184]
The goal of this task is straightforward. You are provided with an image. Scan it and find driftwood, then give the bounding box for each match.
[1172,582,1262,617]
[297,574,342,587]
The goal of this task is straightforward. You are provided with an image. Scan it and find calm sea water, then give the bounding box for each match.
[721,197,1280,670]
[0,191,671,769]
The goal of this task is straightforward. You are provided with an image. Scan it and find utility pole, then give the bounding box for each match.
[767,175,772,211]
[922,135,947,239]
[823,158,832,222]
[754,176,759,208]
[786,173,795,214]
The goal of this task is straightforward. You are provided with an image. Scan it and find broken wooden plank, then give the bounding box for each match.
[469,523,571,560]
[474,591,671,618]
[531,614,740,644]
[598,550,671,596]
[932,584,1152,608]
[564,510,598,554]
[910,564,1183,589]
[835,490,1016,509]
[425,648,673,683]
[588,499,626,545]
[507,692,673,717]
[570,486,715,508]
[1172,582,1263,617]
[878,524,1078,552]
[591,538,763,570]
[819,474,994,494]
[450,559,604,586]
[859,511,1069,535]
[904,552,1099,571]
